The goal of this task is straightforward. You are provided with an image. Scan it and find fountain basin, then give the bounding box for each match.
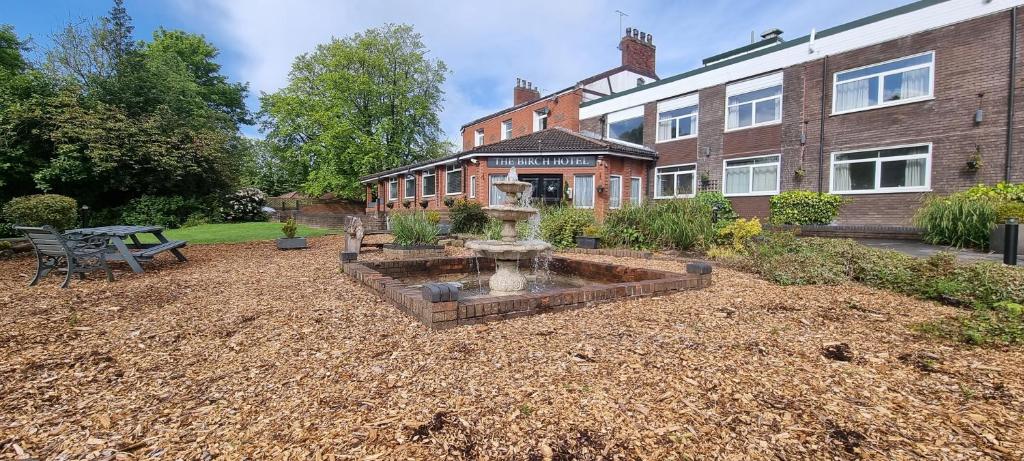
[341,256,713,329]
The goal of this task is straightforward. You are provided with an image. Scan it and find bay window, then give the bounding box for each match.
[404,174,416,199]
[445,164,462,194]
[630,177,642,205]
[726,73,782,130]
[723,155,780,196]
[606,106,644,145]
[830,144,930,194]
[655,164,696,199]
[573,175,595,208]
[657,94,698,142]
[421,169,436,197]
[833,52,933,114]
[388,177,398,201]
[609,175,623,209]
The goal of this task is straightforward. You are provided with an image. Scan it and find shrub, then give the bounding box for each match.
[0,221,15,238]
[995,201,1024,223]
[962,182,1024,202]
[914,194,997,249]
[282,218,298,239]
[449,199,489,234]
[538,207,596,249]
[120,195,211,229]
[390,212,438,246]
[182,213,211,228]
[694,191,737,222]
[582,223,603,238]
[425,210,441,226]
[769,190,845,225]
[224,188,267,222]
[2,194,78,230]
[716,218,762,251]
[603,199,714,251]
[743,232,856,285]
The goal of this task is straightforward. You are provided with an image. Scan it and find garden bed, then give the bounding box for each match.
[0,236,1021,458]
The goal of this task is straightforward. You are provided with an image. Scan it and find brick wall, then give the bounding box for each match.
[582,9,1024,226]
[461,90,583,151]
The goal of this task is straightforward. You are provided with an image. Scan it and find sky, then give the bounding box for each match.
[4,0,907,144]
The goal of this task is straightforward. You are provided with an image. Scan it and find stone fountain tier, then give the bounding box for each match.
[464,239,551,260]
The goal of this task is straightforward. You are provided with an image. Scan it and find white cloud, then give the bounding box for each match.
[173,0,906,146]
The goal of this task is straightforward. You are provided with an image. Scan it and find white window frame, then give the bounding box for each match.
[604,105,646,148]
[445,164,463,195]
[573,174,596,209]
[722,154,781,197]
[832,51,935,115]
[421,169,436,197]
[630,177,643,205]
[488,174,507,206]
[533,110,548,132]
[725,73,783,132]
[609,175,623,209]
[656,94,699,143]
[404,174,416,199]
[468,174,476,198]
[829,143,932,195]
[501,119,512,140]
[387,177,399,201]
[654,163,697,199]
[474,129,484,147]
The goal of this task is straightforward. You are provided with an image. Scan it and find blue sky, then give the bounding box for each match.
[5,0,906,144]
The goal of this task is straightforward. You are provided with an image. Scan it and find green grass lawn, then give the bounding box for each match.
[136,222,331,245]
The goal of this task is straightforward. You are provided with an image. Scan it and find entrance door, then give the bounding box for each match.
[520,175,563,206]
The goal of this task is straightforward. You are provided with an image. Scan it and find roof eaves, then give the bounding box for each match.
[459,85,576,129]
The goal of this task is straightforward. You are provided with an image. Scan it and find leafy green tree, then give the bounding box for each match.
[261,24,451,199]
[237,137,307,196]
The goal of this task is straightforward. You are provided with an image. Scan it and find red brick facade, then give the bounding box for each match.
[582,8,1024,225]
[461,90,583,151]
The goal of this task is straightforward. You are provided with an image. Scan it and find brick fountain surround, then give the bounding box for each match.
[342,255,712,330]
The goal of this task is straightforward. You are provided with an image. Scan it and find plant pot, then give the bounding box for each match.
[989,224,1024,255]
[277,237,308,250]
[576,236,600,249]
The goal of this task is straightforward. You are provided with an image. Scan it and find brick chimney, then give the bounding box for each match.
[513,78,541,105]
[620,27,656,76]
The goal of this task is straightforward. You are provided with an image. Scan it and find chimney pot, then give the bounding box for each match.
[647,34,653,44]
[625,27,631,37]
[632,29,639,38]
[639,32,646,42]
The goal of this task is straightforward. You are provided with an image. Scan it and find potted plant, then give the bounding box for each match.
[576,224,603,249]
[700,171,712,188]
[967,147,983,172]
[444,197,456,207]
[402,200,412,209]
[794,167,806,180]
[419,199,430,209]
[277,217,307,250]
[386,201,395,209]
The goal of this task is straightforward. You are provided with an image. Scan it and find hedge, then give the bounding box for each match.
[2,194,79,230]
[769,190,845,225]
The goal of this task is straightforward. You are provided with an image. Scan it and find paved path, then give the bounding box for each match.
[854,238,1005,263]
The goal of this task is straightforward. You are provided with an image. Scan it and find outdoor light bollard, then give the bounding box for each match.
[1004,218,1019,266]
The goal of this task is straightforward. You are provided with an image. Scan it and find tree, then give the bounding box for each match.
[237,137,307,197]
[45,0,135,87]
[261,24,451,199]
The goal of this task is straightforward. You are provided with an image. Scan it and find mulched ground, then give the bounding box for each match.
[1,236,1022,460]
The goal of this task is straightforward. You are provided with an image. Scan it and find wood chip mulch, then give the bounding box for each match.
[1,236,1022,460]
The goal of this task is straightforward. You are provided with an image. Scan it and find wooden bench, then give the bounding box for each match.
[133,240,187,260]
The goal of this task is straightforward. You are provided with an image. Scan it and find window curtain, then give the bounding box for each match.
[610,177,618,207]
[751,166,777,192]
[489,175,506,206]
[574,175,594,208]
[836,79,870,112]
[833,163,852,191]
[904,158,926,187]
[726,106,740,129]
[725,168,749,194]
[657,120,673,140]
[630,178,641,205]
[901,68,930,100]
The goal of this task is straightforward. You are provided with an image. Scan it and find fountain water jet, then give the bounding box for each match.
[465,167,552,295]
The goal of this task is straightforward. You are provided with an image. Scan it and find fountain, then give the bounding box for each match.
[465,167,552,295]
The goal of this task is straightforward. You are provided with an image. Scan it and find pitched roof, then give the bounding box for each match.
[459,85,575,130]
[359,128,655,182]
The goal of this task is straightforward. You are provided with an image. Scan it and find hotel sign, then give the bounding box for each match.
[486,155,596,168]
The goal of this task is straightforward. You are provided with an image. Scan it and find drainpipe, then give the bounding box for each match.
[817,55,829,193]
[1007,6,1018,183]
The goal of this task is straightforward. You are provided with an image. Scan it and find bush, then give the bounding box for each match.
[119,195,216,229]
[995,201,1024,223]
[694,191,737,222]
[603,199,714,251]
[425,210,441,226]
[716,218,762,251]
[769,190,845,225]
[538,207,596,249]
[2,194,79,230]
[390,212,439,246]
[962,182,1024,202]
[449,199,489,234]
[914,194,997,249]
[281,218,298,239]
[0,221,15,238]
[224,187,267,222]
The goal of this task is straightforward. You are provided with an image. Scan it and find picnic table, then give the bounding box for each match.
[65,225,187,274]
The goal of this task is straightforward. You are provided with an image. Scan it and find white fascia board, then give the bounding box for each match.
[580,0,1024,120]
[657,93,699,112]
[607,105,645,122]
